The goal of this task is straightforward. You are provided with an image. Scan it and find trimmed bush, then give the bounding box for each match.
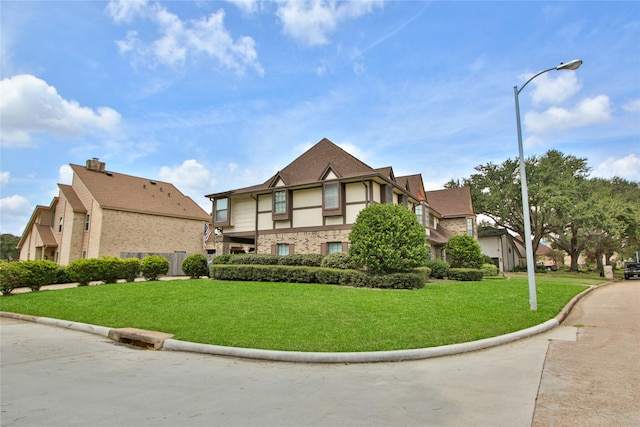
[210,254,233,265]
[0,261,24,295]
[278,254,324,267]
[66,258,105,286]
[122,258,141,282]
[426,259,450,279]
[54,266,71,284]
[481,263,499,277]
[447,268,484,281]
[182,253,209,278]
[232,254,280,265]
[101,256,123,284]
[413,266,431,283]
[141,255,169,281]
[445,235,484,269]
[21,260,59,291]
[321,252,354,269]
[349,203,429,273]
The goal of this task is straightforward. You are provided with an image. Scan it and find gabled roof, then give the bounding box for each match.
[58,184,87,213]
[207,138,395,198]
[36,224,58,247]
[70,164,209,221]
[425,187,474,218]
[270,138,375,187]
[397,174,426,201]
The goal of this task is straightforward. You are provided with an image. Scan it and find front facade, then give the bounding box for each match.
[18,159,211,266]
[205,138,476,257]
[478,228,521,273]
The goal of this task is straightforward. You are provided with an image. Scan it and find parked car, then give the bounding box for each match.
[624,262,640,280]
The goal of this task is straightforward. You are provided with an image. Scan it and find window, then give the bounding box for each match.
[327,242,343,254]
[415,204,425,226]
[84,214,90,231]
[58,217,63,232]
[214,198,229,225]
[467,218,474,236]
[324,183,339,209]
[82,250,87,259]
[272,190,290,221]
[276,244,290,256]
[274,190,286,214]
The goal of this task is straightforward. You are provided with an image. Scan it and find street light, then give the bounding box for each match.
[514,59,583,310]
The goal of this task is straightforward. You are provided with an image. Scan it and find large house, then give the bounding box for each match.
[205,138,476,257]
[17,159,210,270]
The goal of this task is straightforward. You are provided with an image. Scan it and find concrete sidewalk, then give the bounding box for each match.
[532,280,640,426]
[1,281,637,426]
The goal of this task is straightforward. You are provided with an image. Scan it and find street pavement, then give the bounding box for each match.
[1,281,638,427]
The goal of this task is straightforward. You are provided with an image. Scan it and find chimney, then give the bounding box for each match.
[86,158,106,172]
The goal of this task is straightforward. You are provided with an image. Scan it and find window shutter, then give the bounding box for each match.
[342,242,349,252]
[289,244,295,254]
[321,242,327,254]
[271,244,276,255]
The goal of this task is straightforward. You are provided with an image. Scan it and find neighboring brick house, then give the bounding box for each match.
[17,159,211,268]
[424,187,478,259]
[205,138,476,257]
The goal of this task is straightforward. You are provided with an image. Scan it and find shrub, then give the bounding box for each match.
[54,266,71,284]
[447,268,484,281]
[182,253,209,279]
[121,258,141,282]
[413,266,431,283]
[101,256,123,284]
[321,252,354,269]
[210,254,233,265]
[141,255,169,281]
[278,254,324,267]
[66,258,104,286]
[445,235,484,269]
[21,260,59,291]
[426,259,450,279]
[481,263,499,277]
[349,203,428,273]
[0,261,24,295]
[232,254,280,265]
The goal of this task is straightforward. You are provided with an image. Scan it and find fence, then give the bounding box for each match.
[120,252,187,277]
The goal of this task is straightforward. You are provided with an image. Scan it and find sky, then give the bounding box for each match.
[1,0,639,237]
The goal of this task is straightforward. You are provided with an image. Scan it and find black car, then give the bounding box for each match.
[624,262,640,280]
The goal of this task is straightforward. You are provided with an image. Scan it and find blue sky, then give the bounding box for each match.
[1,0,639,236]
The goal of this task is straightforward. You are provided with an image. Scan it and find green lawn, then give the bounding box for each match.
[0,273,603,352]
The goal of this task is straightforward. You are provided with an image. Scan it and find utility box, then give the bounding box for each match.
[603,265,613,279]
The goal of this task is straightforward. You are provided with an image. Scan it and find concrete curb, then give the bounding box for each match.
[0,282,604,363]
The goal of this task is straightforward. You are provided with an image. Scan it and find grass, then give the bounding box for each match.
[0,273,604,352]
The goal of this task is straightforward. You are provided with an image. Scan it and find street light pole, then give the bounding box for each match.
[514,59,582,310]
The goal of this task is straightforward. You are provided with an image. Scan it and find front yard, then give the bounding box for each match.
[0,273,605,352]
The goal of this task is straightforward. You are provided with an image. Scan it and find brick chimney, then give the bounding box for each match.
[86,158,105,172]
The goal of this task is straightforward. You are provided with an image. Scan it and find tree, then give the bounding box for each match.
[465,150,589,265]
[0,234,20,261]
[445,235,484,268]
[349,203,428,274]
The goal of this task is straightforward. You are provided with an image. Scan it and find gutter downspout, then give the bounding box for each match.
[251,193,259,254]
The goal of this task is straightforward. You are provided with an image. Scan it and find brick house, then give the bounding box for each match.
[17,159,211,269]
[205,138,476,257]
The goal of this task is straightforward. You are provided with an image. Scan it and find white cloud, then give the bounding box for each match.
[226,0,261,14]
[108,1,264,75]
[529,72,582,104]
[276,0,383,46]
[0,194,31,236]
[623,98,640,113]
[0,171,9,186]
[158,159,217,209]
[58,164,73,185]
[524,95,611,134]
[0,74,121,147]
[593,154,640,181]
[106,0,149,24]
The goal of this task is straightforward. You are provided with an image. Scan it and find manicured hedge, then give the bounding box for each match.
[447,268,484,281]
[210,264,425,290]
